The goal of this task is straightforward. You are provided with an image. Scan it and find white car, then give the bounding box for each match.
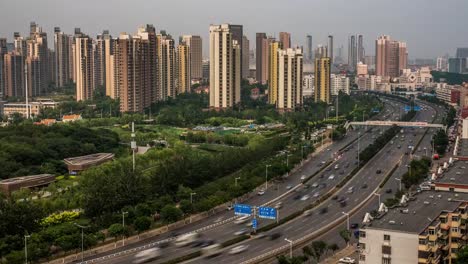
[300,175,306,180]
[229,245,249,254]
[312,182,318,188]
[339,257,356,263]
[313,192,320,198]
[328,174,335,180]
[257,190,265,196]
[133,248,161,263]
[300,195,310,201]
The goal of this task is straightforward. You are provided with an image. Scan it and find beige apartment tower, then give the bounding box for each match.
[242,35,249,79]
[277,48,303,111]
[209,24,241,109]
[54,27,73,88]
[177,43,191,93]
[314,57,331,103]
[375,35,408,78]
[268,41,280,104]
[157,34,176,100]
[75,34,95,101]
[181,35,202,80]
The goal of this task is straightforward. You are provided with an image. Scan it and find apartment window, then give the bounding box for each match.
[359,231,366,238]
[384,234,391,241]
[419,239,427,245]
[452,227,459,233]
[382,245,392,255]
[452,215,459,222]
[359,243,366,250]
[360,254,366,261]
[429,229,436,235]
[382,257,391,264]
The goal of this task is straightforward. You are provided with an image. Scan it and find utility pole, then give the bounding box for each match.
[131,122,136,171]
[74,223,89,263]
[190,192,196,204]
[122,211,128,246]
[24,64,29,119]
[285,238,293,258]
[235,177,240,187]
[357,131,361,166]
[395,178,402,192]
[342,212,350,231]
[24,235,30,264]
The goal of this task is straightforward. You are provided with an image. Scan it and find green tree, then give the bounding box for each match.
[455,245,468,264]
[339,229,351,245]
[160,205,183,223]
[327,243,339,253]
[133,216,152,233]
[108,223,124,240]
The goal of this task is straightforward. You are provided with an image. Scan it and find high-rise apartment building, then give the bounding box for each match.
[74,33,95,101]
[276,48,303,111]
[315,45,328,60]
[94,31,110,88]
[327,35,333,63]
[268,41,281,105]
[279,32,291,50]
[209,24,241,109]
[104,33,116,98]
[330,74,350,96]
[3,51,25,97]
[26,22,49,96]
[13,33,27,56]
[54,27,73,88]
[256,33,269,84]
[306,35,313,63]
[314,57,330,103]
[157,33,176,100]
[375,35,408,78]
[456,48,468,58]
[177,42,191,93]
[0,38,7,97]
[114,25,158,112]
[242,35,249,79]
[181,35,202,79]
[436,57,448,72]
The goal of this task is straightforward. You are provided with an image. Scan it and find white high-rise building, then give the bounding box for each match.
[276,48,303,111]
[75,34,95,101]
[303,74,314,97]
[436,57,448,72]
[331,74,350,95]
[209,24,241,109]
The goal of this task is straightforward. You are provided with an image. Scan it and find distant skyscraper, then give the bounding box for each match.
[94,31,109,88]
[456,48,468,58]
[256,33,268,84]
[0,38,7,97]
[448,58,468,74]
[314,57,330,103]
[436,57,448,72]
[279,32,291,49]
[276,48,303,111]
[242,35,249,79]
[13,33,27,56]
[375,35,408,77]
[357,34,365,63]
[181,35,202,79]
[348,35,357,71]
[54,27,73,88]
[306,35,313,62]
[75,33,95,101]
[327,35,333,63]
[104,33,115,98]
[230,25,244,80]
[3,51,25,97]
[177,42,191,93]
[209,24,241,109]
[268,41,280,105]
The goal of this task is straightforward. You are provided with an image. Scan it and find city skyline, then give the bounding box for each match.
[1,0,467,59]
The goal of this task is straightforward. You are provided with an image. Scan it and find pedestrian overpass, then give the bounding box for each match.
[344,120,446,131]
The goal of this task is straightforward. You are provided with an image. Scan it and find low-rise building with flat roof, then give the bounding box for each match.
[0,174,55,195]
[64,153,114,174]
[359,191,468,264]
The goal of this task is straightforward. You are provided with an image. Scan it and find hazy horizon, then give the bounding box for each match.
[1,0,467,59]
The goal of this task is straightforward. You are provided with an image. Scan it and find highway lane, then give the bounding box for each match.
[88,100,403,264]
[188,101,433,264]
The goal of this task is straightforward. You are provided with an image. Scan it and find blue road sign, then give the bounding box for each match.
[413,106,421,111]
[404,105,411,112]
[252,218,257,229]
[234,204,252,216]
[372,108,380,113]
[258,206,277,220]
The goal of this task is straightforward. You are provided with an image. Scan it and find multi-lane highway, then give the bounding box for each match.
[88,99,408,264]
[187,99,442,264]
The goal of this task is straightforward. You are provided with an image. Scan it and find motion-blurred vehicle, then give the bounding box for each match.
[229,245,249,254]
[175,233,200,247]
[133,248,161,263]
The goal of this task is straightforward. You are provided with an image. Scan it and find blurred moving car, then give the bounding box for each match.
[133,248,161,263]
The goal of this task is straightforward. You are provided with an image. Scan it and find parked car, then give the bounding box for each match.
[257,189,265,196]
[339,257,356,263]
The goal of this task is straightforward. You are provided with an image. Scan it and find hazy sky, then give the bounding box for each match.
[1,0,467,59]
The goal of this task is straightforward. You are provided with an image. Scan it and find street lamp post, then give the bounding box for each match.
[357,131,361,166]
[24,235,30,264]
[190,192,197,204]
[373,193,381,208]
[265,164,271,190]
[395,178,402,192]
[285,238,293,258]
[342,212,350,231]
[74,223,89,263]
[235,177,241,187]
[122,211,128,246]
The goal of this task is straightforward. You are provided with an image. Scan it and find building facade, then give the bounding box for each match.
[3,51,25,97]
[181,35,202,80]
[279,32,291,50]
[256,33,269,84]
[376,35,408,78]
[268,41,280,105]
[331,74,350,96]
[276,48,303,111]
[75,33,95,101]
[209,24,241,109]
[177,42,191,93]
[314,57,331,103]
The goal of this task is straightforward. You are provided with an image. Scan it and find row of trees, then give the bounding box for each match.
[433,130,449,155]
[402,158,432,188]
[0,123,120,179]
